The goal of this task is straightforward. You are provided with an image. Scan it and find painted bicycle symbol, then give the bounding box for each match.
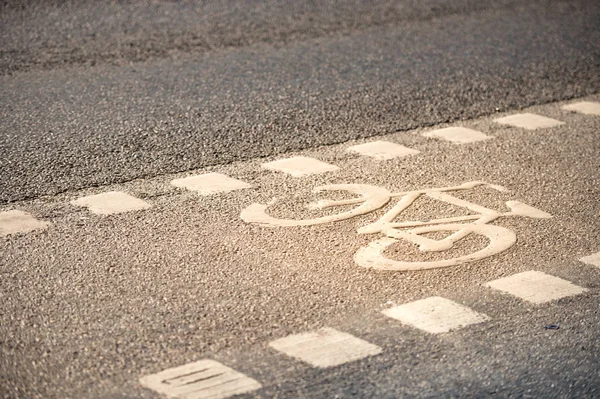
[240,181,551,271]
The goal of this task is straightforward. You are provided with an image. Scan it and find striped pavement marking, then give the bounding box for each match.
[346,140,420,160]
[139,359,262,399]
[171,173,252,195]
[381,296,490,334]
[261,156,339,177]
[422,127,492,144]
[579,252,600,268]
[0,210,50,237]
[562,101,600,116]
[269,327,382,368]
[70,191,151,215]
[485,271,587,304]
[493,113,565,130]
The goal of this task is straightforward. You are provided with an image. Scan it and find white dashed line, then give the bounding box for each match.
[269,327,382,368]
[381,296,490,334]
[485,271,587,304]
[422,127,492,144]
[579,252,600,268]
[347,140,420,160]
[261,156,339,177]
[494,113,565,130]
[71,191,151,215]
[171,173,252,195]
[139,359,262,399]
[0,210,50,237]
[562,101,600,116]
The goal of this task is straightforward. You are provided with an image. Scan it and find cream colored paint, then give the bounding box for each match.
[139,359,261,399]
[269,327,382,368]
[71,191,151,215]
[241,181,551,271]
[562,101,600,116]
[579,252,600,268]
[494,113,565,130]
[485,271,587,304]
[171,172,252,195]
[347,140,420,160]
[422,127,492,144]
[261,156,339,177]
[382,296,489,334]
[0,210,50,237]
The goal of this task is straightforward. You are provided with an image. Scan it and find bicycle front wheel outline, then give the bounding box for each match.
[354,223,517,271]
[240,183,391,227]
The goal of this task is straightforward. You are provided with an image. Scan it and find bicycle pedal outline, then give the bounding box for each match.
[240,181,552,271]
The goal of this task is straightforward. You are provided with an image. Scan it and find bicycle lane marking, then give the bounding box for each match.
[241,181,553,271]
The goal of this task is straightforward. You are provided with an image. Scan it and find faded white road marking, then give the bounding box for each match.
[485,271,586,304]
[269,327,381,368]
[0,210,50,237]
[139,359,261,399]
[562,101,600,116]
[382,296,489,334]
[579,252,600,268]
[422,127,492,144]
[171,173,252,195]
[262,156,339,177]
[347,140,420,160]
[71,191,151,215]
[494,113,565,130]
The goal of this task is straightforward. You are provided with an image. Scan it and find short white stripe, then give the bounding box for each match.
[0,210,50,237]
[422,127,492,144]
[71,191,151,215]
[139,359,261,399]
[494,113,564,130]
[262,156,339,177]
[269,327,381,368]
[382,296,489,334]
[486,271,586,304]
[171,173,252,195]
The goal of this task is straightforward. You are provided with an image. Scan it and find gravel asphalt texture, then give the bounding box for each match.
[1,0,599,203]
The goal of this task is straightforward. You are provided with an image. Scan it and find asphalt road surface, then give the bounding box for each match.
[1,1,599,399]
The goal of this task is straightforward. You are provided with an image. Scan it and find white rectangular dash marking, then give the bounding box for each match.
[579,252,600,268]
[171,173,252,195]
[262,156,339,177]
[269,327,381,368]
[494,113,565,130]
[422,127,492,144]
[139,359,261,399]
[562,101,600,116]
[71,191,151,215]
[382,296,489,334]
[347,140,420,160]
[486,271,586,304]
[0,210,50,237]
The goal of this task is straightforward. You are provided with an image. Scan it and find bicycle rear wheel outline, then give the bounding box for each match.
[240,184,391,227]
[354,223,516,271]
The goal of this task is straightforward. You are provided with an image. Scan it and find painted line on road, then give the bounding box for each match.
[579,252,600,268]
[269,327,382,368]
[347,140,420,160]
[562,101,600,116]
[0,210,50,237]
[381,296,490,334]
[493,113,565,130]
[261,156,339,177]
[71,191,151,215]
[422,127,492,144]
[485,271,587,304]
[171,172,252,195]
[139,359,262,399]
